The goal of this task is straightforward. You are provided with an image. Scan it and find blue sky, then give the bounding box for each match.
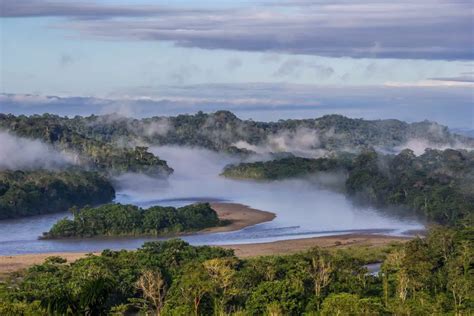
[0,0,473,127]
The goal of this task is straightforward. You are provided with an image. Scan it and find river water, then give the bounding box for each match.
[0,147,424,255]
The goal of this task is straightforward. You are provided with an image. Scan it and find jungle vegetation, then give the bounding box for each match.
[221,155,353,180]
[1,111,472,156]
[0,226,472,315]
[43,203,221,238]
[223,149,474,226]
[0,114,172,176]
[0,170,115,219]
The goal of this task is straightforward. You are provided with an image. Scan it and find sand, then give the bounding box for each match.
[223,234,411,258]
[0,202,275,276]
[0,235,410,277]
[0,203,411,276]
[205,202,276,233]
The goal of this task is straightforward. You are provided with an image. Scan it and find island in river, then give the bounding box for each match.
[42,202,276,239]
[0,202,412,277]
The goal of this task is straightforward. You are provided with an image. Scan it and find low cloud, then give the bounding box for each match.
[142,118,171,137]
[0,131,77,170]
[233,127,328,158]
[394,138,474,156]
[1,83,473,128]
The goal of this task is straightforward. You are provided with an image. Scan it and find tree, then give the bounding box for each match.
[307,248,333,310]
[447,242,473,315]
[136,269,167,316]
[178,263,215,316]
[203,258,238,314]
[321,293,383,316]
[68,259,117,315]
[245,280,305,315]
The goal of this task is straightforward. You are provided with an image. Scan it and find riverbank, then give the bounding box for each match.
[0,234,411,278]
[206,202,276,234]
[222,233,411,258]
[0,203,416,277]
[0,202,276,276]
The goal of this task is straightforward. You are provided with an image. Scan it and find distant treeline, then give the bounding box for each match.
[2,111,472,156]
[223,149,474,226]
[0,170,115,219]
[43,203,221,238]
[1,226,472,315]
[221,155,353,180]
[0,114,173,176]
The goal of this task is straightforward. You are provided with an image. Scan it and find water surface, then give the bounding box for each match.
[0,147,424,255]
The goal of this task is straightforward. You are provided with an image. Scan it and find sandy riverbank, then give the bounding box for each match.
[0,234,411,276]
[223,234,411,258]
[0,202,275,276]
[205,202,276,234]
[0,203,413,276]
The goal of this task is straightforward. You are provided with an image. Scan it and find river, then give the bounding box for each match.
[0,147,424,255]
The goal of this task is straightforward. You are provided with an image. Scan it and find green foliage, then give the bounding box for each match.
[245,280,305,315]
[0,170,115,219]
[0,113,173,175]
[0,227,472,315]
[381,227,474,315]
[84,111,473,152]
[0,300,45,316]
[2,111,471,160]
[44,203,221,238]
[320,293,384,315]
[222,148,474,226]
[346,148,474,225]
[221,156,349,180]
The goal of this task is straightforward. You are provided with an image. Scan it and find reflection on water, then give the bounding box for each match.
[0,147,424,255]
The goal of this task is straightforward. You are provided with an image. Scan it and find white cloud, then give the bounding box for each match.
[0,131,77,170]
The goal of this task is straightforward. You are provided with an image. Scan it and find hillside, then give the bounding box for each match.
[1,112,472,157]
[0,114,173,176]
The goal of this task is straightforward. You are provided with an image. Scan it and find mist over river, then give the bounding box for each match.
[0,147,424,255]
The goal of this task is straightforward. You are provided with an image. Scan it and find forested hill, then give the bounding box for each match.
[0,170,115,219]
[0,114,173,176]
[1,112,472,155]
[223,149,474,226]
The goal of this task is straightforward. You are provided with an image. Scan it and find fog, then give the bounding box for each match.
[0,145,425,255]
[0,131,76,170]
[114,146,424,245]
[394,138,474,156]
[233,127,328,158]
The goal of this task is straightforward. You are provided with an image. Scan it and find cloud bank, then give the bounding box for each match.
[2,0,473,60]
[1,82,473,128]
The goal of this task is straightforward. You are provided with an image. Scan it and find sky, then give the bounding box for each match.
[0,0,473,128]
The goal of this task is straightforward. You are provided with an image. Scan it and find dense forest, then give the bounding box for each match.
[0,112,473,315]
[1,226,472,315]
[1,111,472,156]
[0,114,173,176]
[0,170,115,219]
[223,149,474,226]
[43,203,221,238]
[346,148,474,225]
[221,155,353,180]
